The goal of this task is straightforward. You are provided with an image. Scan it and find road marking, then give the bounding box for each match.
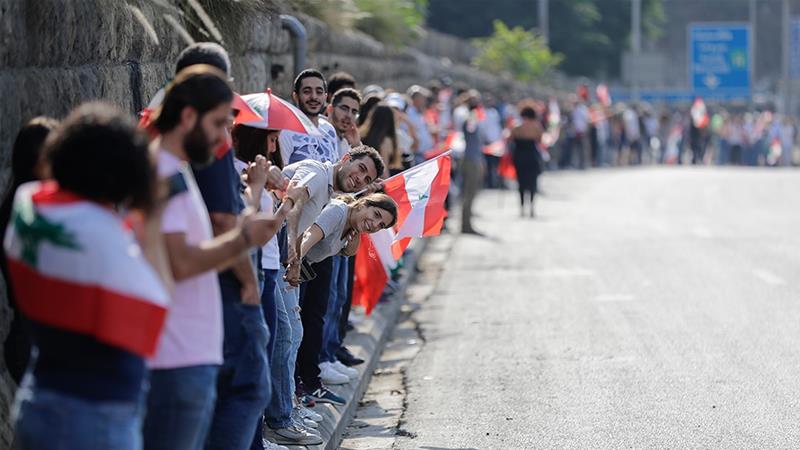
[593,294,636,302]
[752,269,786,286]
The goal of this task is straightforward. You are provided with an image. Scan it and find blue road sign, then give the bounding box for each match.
[689,23,750,99]
[791,18,800,78]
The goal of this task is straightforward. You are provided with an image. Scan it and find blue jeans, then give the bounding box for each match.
[265,265,302,429]
[205,296,271,450]
[320,256,349,363]
[143,365,219,450]
[15,382,144,450]
[261,269,279,361]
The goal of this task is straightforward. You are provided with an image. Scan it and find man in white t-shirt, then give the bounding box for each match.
[142,64,285,450]
[278,69,339,165]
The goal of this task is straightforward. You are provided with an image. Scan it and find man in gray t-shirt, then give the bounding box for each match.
[274,145,385,284]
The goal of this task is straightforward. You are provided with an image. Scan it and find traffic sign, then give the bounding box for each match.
[791,18,800,78]
[689,23,751,99]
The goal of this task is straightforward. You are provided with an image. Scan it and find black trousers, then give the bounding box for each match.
[296,256,334,391]
[336,255,356,345]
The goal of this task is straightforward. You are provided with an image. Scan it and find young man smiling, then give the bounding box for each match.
[278,69,339,165]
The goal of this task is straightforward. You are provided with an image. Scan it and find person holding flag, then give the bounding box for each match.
[353,150,452,314]
[263,144,384,444]
[286,193,398,389]
[6,102,170,450]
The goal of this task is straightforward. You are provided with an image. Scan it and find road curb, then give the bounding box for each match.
[286,238,429,450]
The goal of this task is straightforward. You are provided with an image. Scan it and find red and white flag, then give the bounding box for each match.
[4,182,170,357]
[352,229,398,315]
[383,152,452,259]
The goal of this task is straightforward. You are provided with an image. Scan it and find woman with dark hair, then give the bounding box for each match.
[6,102,169,450]
[358,95,382,127]
[297,193,398,267]
[360,104,399,177]
[0,116,58,385]
[511,100,545,218]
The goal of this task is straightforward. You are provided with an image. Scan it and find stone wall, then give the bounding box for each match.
[0,1,543,444]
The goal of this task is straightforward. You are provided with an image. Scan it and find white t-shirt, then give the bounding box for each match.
[233,158,280,270]
[149,151,223,369]
[279,116,339,165]
[337,136,350,159]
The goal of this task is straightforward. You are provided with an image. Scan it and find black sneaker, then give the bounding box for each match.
[308,386,346,406]
[336,346,364,366]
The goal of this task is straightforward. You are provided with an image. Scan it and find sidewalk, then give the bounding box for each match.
[285,238,429,450]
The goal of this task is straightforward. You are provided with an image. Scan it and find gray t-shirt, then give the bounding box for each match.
[305,199,349,264]
[282,159,335,237]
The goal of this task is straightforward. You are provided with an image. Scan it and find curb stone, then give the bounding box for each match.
[285,238,429,450]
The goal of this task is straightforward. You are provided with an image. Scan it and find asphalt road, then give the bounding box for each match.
[393,167,800,449]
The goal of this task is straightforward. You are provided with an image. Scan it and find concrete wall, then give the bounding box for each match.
[0,1,541,444]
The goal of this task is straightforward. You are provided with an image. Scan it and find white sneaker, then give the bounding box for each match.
[295,405,323,422]
[291,417,321,437]
[319,362,350,385]
[291,407,318,428]
[266,425,322,446]
[261,438,289,450]
[331,360,358,379]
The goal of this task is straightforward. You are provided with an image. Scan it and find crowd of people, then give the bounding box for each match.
[549,91,798,169]
[0,39,557,450]
[10,35,794,450]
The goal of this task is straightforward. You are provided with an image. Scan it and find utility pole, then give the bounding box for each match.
[538,0,549,47]
[782,0,791,116]
[631,0,641,103]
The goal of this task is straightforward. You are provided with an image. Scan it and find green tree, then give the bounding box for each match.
[289,0,428,46]
[427,0,665,79]
[472,20,563,82]
[353,0,428,46]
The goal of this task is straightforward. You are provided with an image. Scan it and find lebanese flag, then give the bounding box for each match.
[383,152,452,259]
[4,182,170,357]
[352,235,386,315]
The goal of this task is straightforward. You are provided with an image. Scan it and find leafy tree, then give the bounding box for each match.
[427,0,665,79]
[472,20,563,82]
[353,0,428,46]
[289,0,428,46]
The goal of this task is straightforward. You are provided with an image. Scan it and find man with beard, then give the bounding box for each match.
[263,145,385,445]
[278,69,339,165]
[328,87,362,157]
[142,62,292,449]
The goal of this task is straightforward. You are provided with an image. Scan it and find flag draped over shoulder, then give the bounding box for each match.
[4,182,170,357]
[383,152,452,259]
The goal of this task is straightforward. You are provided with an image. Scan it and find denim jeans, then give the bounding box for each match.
[14,382,144,450]
[320,256,349,363]
[264,264,302,430]
[143,365,219,450]
[261,269,279,361]
[205,295,271,450]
